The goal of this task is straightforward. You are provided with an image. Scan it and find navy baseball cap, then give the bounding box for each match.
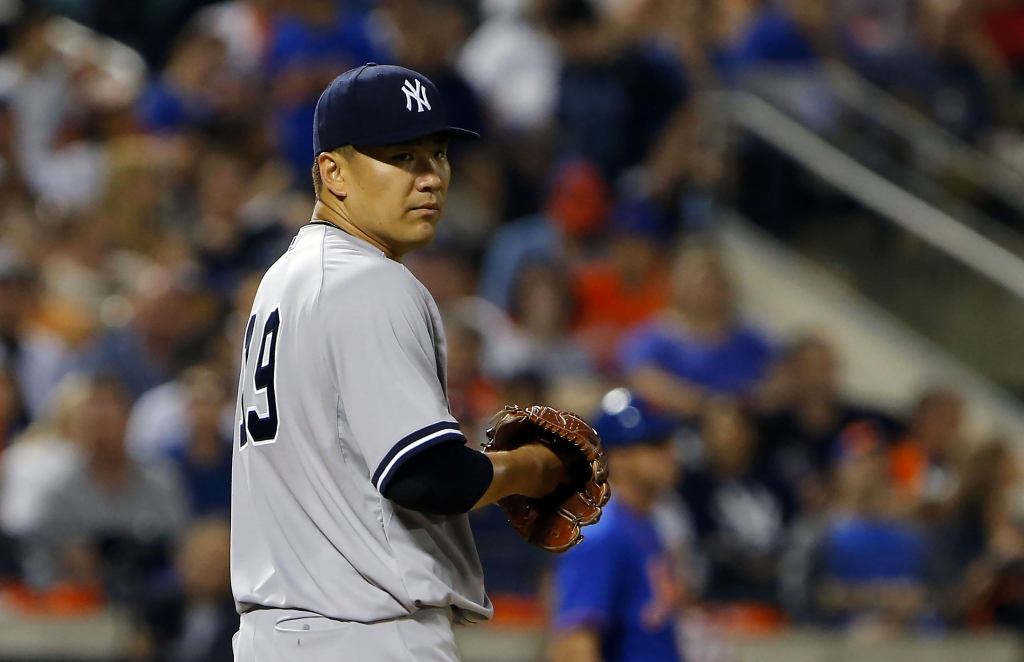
[591,388,677,450]
[313,63,479,155]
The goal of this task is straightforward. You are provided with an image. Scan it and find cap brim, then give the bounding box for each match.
[438,127,481,140]
[350,125,480,148]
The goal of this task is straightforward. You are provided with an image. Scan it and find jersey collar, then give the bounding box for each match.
[306,221,388,258]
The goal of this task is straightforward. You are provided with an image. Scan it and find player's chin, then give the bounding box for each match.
[401,216,439,250]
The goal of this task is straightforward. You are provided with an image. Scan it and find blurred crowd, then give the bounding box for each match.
[0,0,1022,660]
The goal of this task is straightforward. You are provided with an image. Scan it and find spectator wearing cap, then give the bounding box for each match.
[617,240,776,420]
[551,388,685,662]
[479,159,610,311]
[573,198,672,371]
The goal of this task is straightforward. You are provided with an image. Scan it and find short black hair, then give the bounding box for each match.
[312,159,322,200]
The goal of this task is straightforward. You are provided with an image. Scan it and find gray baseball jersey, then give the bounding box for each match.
[230,223,493,625]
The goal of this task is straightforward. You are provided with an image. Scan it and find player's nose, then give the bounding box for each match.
[415,166,443,192]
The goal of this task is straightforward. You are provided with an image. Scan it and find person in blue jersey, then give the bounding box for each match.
[617,241,776,422]
[551,388,686,662]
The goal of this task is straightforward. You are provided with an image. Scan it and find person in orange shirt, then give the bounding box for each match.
[889,387,966,516]
[573,199,672,370]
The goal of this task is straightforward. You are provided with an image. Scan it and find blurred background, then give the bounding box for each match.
[1,0,1024,660]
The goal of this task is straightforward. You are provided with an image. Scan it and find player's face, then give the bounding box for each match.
[612,439,679,494]
[635,440,679,492]
[343,136,451,258]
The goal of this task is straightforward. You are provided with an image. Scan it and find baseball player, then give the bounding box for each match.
[230,64,576,661]
[551,388,686,662]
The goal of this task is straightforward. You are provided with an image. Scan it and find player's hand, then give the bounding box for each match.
[473,444,571,510]
[512,442,568,498]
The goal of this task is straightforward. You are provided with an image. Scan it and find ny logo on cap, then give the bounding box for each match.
[402,79,431,113]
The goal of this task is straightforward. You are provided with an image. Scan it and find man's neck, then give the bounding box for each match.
[311,200,400,262]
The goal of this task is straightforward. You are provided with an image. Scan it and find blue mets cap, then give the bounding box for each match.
[313,63,480,155]
[591,388,677,450]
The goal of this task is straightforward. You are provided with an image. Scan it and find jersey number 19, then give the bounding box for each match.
[240,308,281,447]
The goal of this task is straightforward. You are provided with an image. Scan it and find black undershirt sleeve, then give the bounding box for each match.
[381,441,495,515]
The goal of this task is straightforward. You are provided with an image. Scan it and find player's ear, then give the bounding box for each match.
[318,150,348,200]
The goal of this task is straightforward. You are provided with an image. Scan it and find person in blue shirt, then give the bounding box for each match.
[617,240,775,421]
[551,389,686,662]
[808,443,937,628]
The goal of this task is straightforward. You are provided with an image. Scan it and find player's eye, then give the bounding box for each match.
[394,153,414,162]
[435,150,448,160]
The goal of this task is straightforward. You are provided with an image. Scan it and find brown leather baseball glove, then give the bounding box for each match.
[484,404,611,553]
